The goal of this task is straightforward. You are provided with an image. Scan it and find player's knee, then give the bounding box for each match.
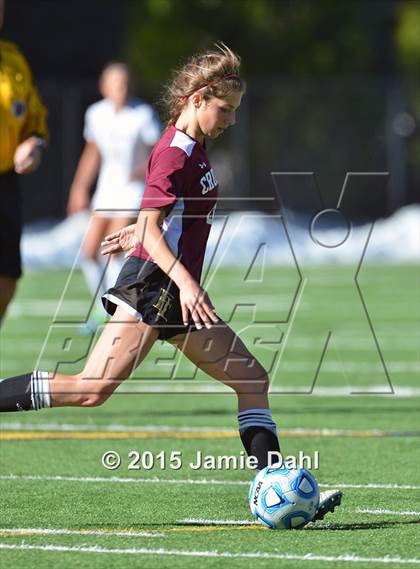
[81,393,110,407]
[71,375,113,407]
[231,364,270,395]
[78,386,111,407]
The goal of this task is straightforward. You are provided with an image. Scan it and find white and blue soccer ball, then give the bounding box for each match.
[249,463,319,529]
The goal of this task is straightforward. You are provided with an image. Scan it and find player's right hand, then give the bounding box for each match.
[101,224,139,256]
[14,137,42,174]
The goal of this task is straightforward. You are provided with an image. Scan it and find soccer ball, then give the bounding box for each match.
[249,463,319,529]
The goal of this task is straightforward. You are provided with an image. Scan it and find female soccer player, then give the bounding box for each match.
[0,43,341,521]
[67,62,160,324]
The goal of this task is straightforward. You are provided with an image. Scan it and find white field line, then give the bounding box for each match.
[1,474,420,491]
[2,474,246,486]
[178,512,420,529]
[354,509,420,516]
[0,527,165,538]
[320,483,420,490]
[1,422,417,438]
[0,543,419,564]
[180,510,420,526]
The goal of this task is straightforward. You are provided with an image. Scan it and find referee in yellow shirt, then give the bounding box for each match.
[0,0,48,325]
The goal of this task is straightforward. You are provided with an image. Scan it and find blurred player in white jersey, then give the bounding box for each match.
[67,62,160,326]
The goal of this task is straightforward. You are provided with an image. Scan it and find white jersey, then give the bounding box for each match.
[84,97,160,214]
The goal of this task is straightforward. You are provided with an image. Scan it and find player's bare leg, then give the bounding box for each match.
[0,306,158,410]
[51,306,158,407]
[0,275,17,325]
[80,214,110,318]
[170,322,270,409]
[170,323,343,521]
[169,322,279,469]
[104,215,136,290]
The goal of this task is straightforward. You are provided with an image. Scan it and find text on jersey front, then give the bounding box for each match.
[200,168,218,195]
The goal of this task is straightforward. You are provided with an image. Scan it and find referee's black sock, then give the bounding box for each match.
[238,408,281,470]
[0,371,52,412]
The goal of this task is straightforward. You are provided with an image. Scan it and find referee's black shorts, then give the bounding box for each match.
[102,256,198,340]
[0,170,22,279]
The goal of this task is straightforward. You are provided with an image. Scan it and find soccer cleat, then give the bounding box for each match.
[312,489,343,522]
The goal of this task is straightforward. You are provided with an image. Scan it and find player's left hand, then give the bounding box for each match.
[101,224,139,256]
[178,276,219,330]
[14,137,43,174]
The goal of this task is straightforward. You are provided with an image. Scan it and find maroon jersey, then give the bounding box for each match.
[131,126,218,282]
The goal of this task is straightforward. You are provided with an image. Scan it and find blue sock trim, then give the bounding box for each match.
[238,408,277,435]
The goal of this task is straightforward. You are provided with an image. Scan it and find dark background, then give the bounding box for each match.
[3,0,419,222]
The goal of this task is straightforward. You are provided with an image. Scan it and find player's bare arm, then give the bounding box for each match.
[67,141,101,214]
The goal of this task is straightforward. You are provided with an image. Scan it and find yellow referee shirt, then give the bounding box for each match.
[0,39,48,173]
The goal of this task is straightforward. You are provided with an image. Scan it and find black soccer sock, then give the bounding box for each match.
[0,371,51,412]
[238,408,281,470]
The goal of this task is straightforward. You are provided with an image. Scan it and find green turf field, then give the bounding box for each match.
[0,265,419,568]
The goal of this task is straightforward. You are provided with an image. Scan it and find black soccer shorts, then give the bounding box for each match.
[102,256,198,340]
[0,171,22,279]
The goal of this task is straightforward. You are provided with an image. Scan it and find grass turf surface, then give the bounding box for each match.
[0,265,419,568]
